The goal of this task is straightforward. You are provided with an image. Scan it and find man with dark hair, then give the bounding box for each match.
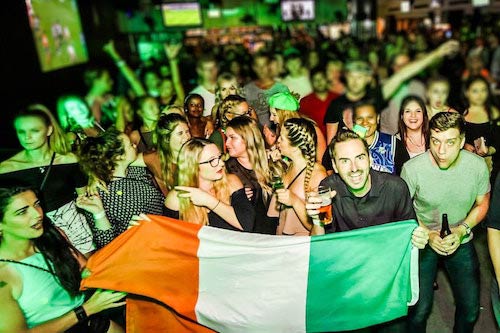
[324,40,459,144]
[401,112,491,332]
[190,54,218,117]
[322,102,409,175]
[307,130,428,332]
[281,48,313,99]
[243,52,289,128]
[299,66,339,137]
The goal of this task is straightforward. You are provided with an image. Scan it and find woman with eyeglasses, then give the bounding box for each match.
[163,138,255,231]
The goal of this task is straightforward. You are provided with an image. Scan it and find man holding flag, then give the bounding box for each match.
[306,130,429,332]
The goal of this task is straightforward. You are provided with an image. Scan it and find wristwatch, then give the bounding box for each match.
[461,222,472,236]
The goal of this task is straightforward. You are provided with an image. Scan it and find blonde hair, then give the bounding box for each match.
[283,118,317,192]
[226,116,272,196]
[15,104,71,155]
[177,139,231,226]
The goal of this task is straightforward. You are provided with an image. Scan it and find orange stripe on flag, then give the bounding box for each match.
[81,215,203,324]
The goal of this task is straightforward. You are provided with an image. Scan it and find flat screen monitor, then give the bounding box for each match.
[25,0,88,72]
[281,0,315,22]
[472,0,489,6]
[161,2,203,27]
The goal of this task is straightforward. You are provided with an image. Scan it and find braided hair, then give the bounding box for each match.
[283,118,317,192]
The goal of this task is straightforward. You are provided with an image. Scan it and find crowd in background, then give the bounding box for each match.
[2,21,500,332]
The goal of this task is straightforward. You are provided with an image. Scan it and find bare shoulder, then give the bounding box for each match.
[165,189,180,211]
[0,152,25,174]
[310,163,327,187]
[0,265,28,331]
[56,153,78,164]
[227,174,243,193]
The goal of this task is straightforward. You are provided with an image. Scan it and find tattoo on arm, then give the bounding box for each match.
[0,281,7,288]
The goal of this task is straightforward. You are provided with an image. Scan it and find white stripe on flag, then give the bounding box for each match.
[196,227,311,333]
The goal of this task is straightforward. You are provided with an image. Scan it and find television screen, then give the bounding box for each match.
[281,0,315,22]
[161,2,202,27]
[25,0,88,72]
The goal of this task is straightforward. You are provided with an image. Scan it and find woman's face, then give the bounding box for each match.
[225,127,247,159]
[140,98,160,123]
[14,116,52,151]
[169,122,191,156]
[186,97,204,118]
[269,107,279,125]
[277,126,293,157]
[427,81,449,109]
[160,79,174,98]
[0,190,44,241]
[219,79,238,100]
[402,100,424,131]
[198,144,224,182]
[144,72,160,92]
[64,99,92,127]
[119,134,137,165]
[466,80,489,106]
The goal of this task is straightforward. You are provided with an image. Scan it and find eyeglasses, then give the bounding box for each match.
[199,155,223,167]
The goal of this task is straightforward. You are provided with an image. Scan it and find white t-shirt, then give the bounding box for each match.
[190,85,216,117]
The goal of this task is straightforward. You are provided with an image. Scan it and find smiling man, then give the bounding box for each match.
[307,130,427,332]
[401,112,491,332]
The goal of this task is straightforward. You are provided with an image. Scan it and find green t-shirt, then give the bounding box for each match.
[401,150,490,233]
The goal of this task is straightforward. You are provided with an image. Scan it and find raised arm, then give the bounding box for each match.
[382,40,459,100]
[103,40,146,97]
[164,42,185,104]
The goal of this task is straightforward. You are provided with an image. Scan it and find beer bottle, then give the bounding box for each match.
[440,213,452,238]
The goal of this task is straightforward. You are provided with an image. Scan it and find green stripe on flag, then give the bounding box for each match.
[306,220,418,332]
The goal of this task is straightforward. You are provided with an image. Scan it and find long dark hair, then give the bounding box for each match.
[462,75,496,120]
[398,95,430,149]
[0,185,81,296]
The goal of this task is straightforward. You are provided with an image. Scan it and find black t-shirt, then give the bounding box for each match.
[323,86,387,130]
[320,170,416,233]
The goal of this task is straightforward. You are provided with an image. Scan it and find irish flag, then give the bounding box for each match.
[81,215,419,333]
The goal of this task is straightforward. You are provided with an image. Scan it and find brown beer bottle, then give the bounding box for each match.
[440,213,452,238]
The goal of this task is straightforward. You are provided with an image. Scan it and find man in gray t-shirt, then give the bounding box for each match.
[243,52,289,128]
[401,112,490,332]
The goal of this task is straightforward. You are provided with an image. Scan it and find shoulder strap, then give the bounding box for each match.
[286,167,307,189]
[0,258,53,274]
[40,152,56,191]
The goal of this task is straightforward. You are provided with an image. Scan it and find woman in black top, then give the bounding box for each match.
[0,104,95,256]
[163,138,255,232]
[225,116,275,234]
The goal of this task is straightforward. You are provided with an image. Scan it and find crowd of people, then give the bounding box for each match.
[1,24,500,332]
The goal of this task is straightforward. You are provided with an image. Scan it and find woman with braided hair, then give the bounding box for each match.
[267,91,327,163]
[268,118,327,236]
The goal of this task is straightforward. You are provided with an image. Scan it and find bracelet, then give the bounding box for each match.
[93,211,106,220]
[115,60,126,67]
[211,200,221,211]
[74,305,88,322]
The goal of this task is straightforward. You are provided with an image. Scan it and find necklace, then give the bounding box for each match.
[407,135,425,147]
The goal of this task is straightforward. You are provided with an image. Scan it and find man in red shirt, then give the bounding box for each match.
[299,66,339,137]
